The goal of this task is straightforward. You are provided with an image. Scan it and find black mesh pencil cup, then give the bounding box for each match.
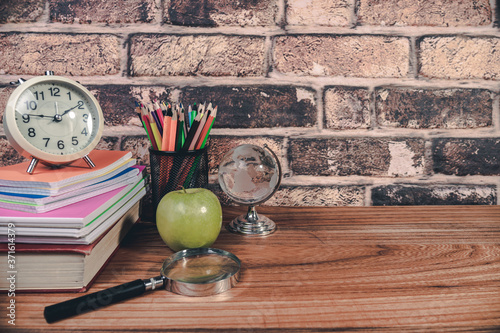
[149,147,209,211]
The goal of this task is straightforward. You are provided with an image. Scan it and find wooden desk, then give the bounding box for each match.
[4,206,500,332]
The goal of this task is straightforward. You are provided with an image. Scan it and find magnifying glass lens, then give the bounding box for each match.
[164,253,240,284]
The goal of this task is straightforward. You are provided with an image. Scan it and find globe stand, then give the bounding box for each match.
[226,205,276,236]
[218,144,282,237]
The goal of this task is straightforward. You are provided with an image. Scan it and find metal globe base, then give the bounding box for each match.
[226,205,276,236]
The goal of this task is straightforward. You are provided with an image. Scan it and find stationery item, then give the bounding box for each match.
[149,148,208,210]
[183,104,190,137]
[0,166,141,213]
[135,99,216,153]
[190,103,197,126]
[0,185,145,245]
[168,107,178,151]
[0,159,135,197]
[44,247,241,322]
[190,107,210,151]
[161,108,172,152]
[0,150,133,189]
[136,102,154,148]
[148,115,163,151]
[153,100,165,132]
[182,112,203,151]
[141,114,157,150]
[176,106,186,151]
[0,200,141,292]
[196,105,217,149]
[0,167,146,228]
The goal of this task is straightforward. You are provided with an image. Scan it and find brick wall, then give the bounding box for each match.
[0,0,499,207]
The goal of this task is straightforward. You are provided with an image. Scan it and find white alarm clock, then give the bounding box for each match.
[3,72,104,174]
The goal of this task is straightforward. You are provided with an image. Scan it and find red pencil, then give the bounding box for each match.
[196,105,217,150]
[153,100,165,130]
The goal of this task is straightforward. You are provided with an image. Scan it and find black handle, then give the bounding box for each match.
[44,279,146,323]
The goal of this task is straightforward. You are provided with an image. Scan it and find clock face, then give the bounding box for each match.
[3,76,104,164]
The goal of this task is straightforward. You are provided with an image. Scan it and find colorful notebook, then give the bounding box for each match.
[0,150,132,189]
[0,166,141,213]
[0,166,147,229]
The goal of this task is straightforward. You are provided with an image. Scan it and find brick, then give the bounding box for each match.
[121,135,154,167]
[274,35,410,78]
[0,33,121,76]
[376,88,493,129]
[166,0,278,26]
[97,136,120,151]
[419,36,500,80]
[50,0,159,24]
[267,185,365,206]
[288,138,425,177]
[372,185,496,206]
[0,86,16,121]
[130,34,266,77]
[286,0,352,26]
[208,136,284,176]
[433,138,500,176]
[130,86,174,103]
[324,87,371,129]
[87,85,174,126]
[0,0,44,23]
[0,137,26,166]
[88,85,138,127]
[358,0,492,27]
[180,86,316,128]
[210,184,365,206]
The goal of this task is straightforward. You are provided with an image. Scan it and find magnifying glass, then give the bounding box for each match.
[44,248,241,323]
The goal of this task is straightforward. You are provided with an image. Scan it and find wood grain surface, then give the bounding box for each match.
[2,205,500,332]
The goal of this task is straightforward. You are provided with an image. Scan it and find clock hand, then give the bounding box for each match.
[52,101,64,122]
[61,104,80,116]
[22,113,53,119]
[52,102,80,122]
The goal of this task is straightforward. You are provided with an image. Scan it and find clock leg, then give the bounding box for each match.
[26,157,39,174]
[83,155,96,169]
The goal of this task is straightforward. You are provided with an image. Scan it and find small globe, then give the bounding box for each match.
[218,144,281,206]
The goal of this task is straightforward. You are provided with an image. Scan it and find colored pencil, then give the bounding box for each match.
[136,102,155,149]
[142,114,157,150]
[136,99,217,152]
[168,107,178,151]
[182,112,202,151]
[148,103,163,135]
[176,106,186,151]
[161,111,171,151]
[153,100,165,131]
[149,118,162,151]
[196,105,217,150]
[189,108,210,151]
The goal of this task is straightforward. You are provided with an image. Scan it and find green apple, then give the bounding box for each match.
[156,188,222,252]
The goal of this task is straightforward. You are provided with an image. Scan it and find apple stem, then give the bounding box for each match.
[182,186,187,194]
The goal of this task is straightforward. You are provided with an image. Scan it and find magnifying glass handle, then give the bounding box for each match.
[44,279,146,323]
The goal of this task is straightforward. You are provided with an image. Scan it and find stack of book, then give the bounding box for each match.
[0,150,147,292]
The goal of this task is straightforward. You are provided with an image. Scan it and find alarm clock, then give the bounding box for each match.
[3,71,104,174]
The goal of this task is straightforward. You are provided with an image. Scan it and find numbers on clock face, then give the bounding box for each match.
[14,82,99,156]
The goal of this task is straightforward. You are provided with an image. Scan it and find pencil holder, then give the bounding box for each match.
[149,147,209,211]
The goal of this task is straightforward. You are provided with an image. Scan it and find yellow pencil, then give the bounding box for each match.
[149,119,162,151]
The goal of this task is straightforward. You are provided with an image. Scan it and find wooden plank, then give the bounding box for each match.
[4,206,500,332]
